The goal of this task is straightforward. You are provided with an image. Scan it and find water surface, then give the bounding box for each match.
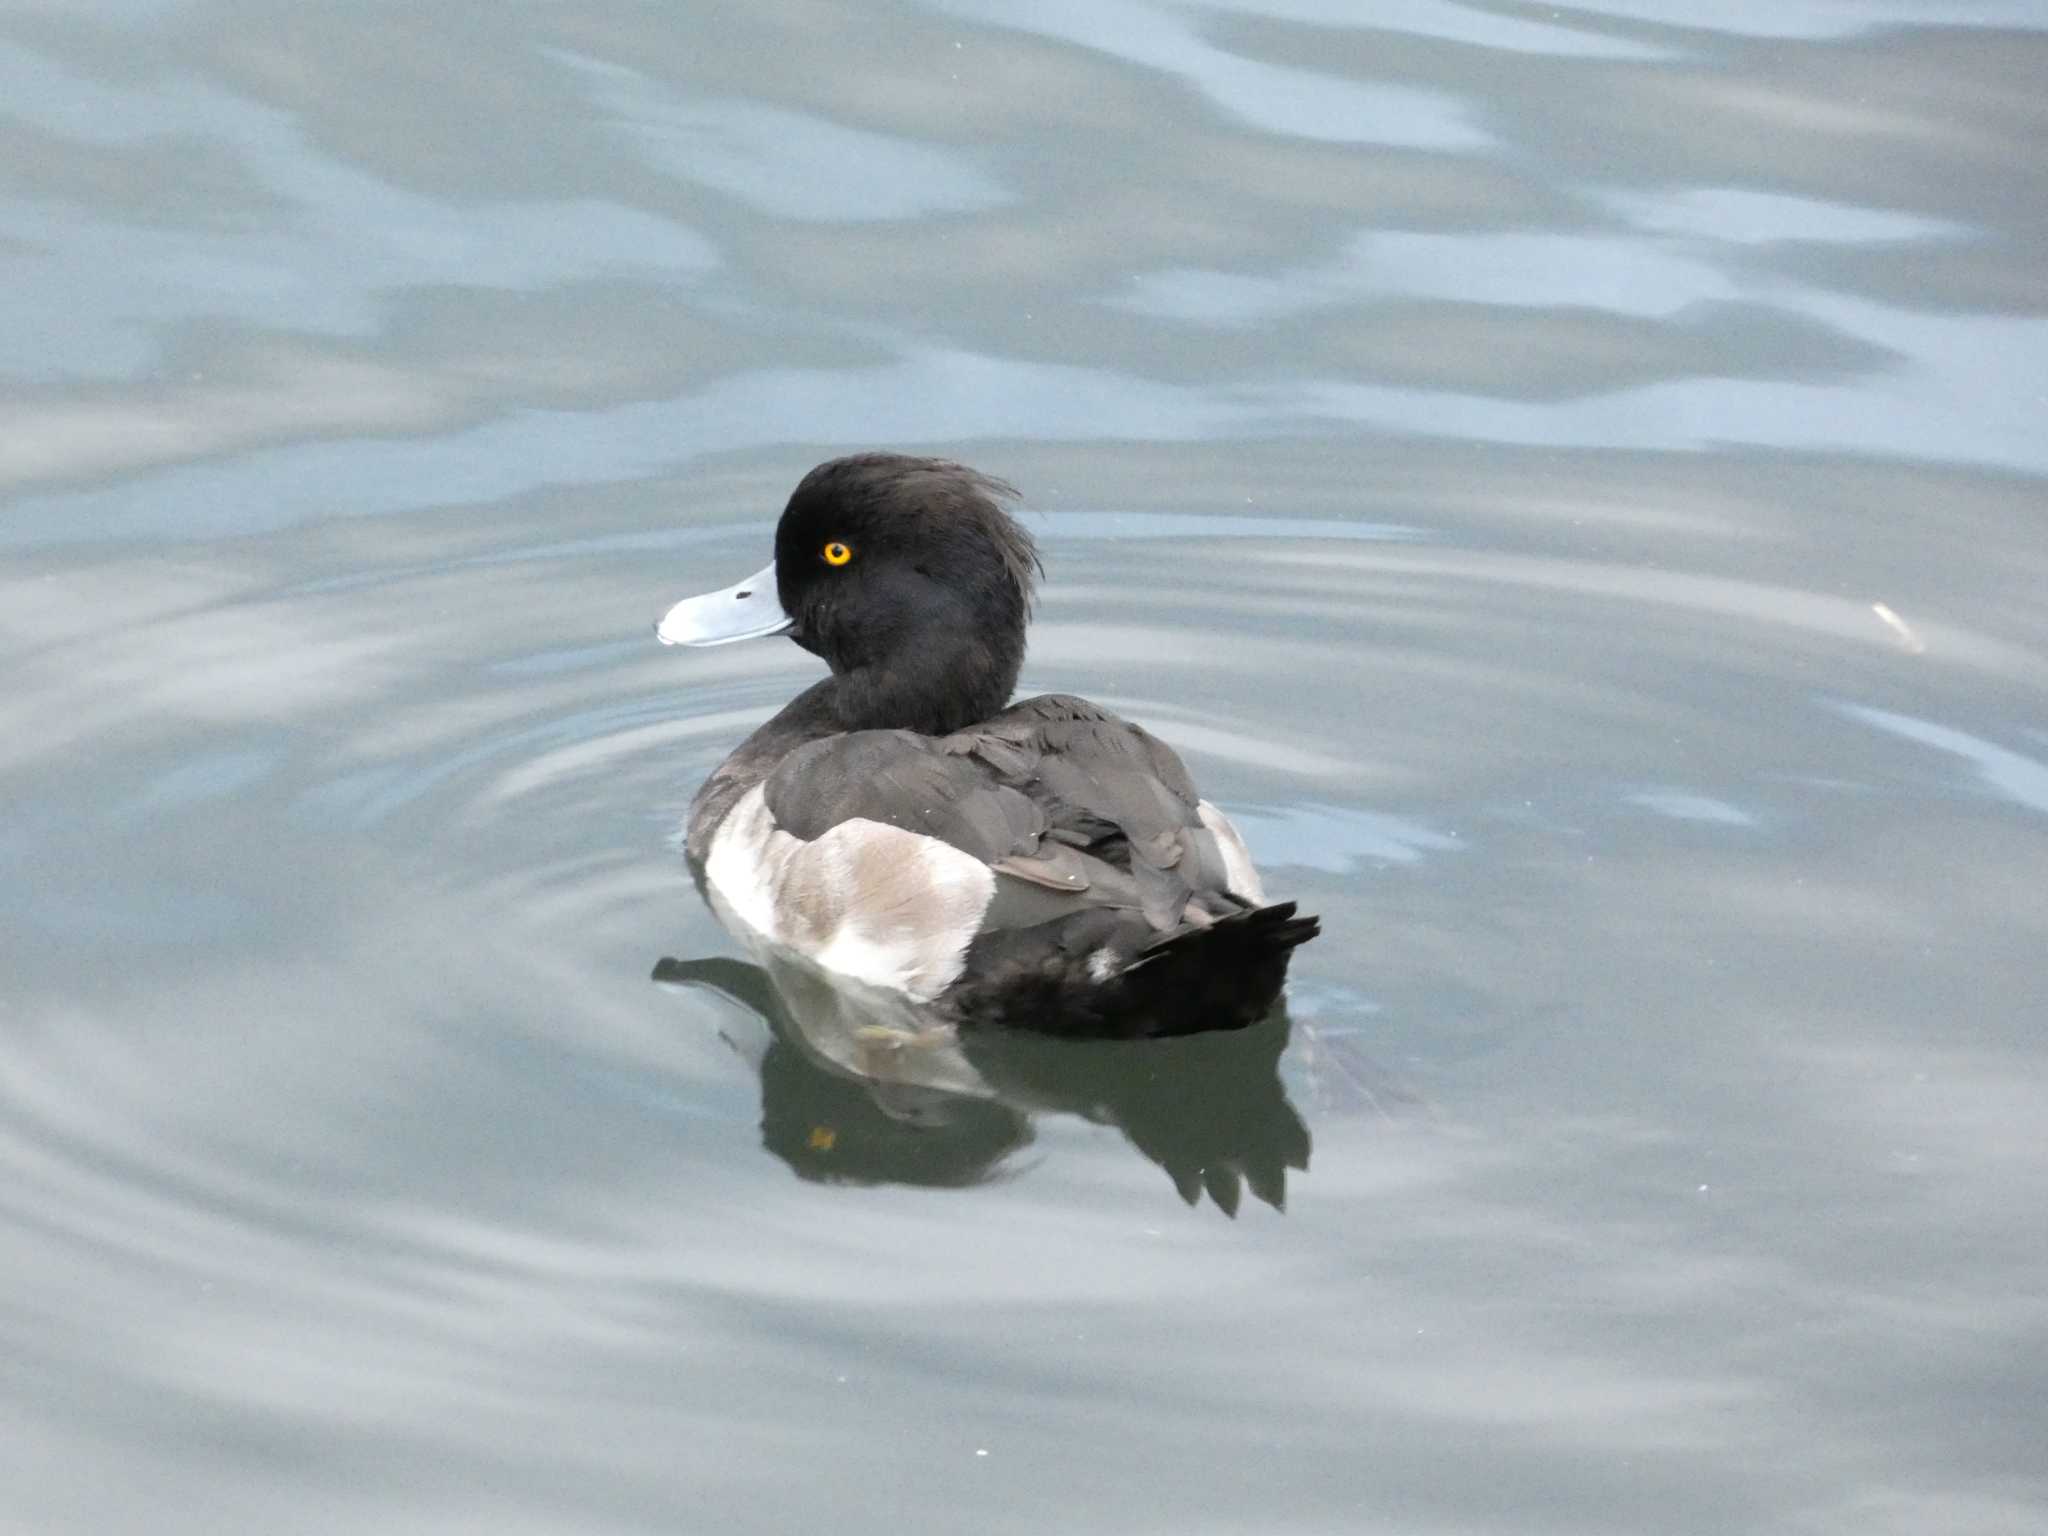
[4,2,2046,1531]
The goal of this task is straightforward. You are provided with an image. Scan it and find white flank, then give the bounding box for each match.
[703,785,997,1000]
[1198,800,1266,904]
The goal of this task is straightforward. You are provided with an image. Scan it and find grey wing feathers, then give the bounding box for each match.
[763,729,1044,859]
[761,695,1253,938]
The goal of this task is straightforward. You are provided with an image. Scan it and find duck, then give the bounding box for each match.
[657,453,1319,1038]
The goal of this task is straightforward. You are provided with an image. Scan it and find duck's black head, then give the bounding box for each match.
[658,454,1041,737]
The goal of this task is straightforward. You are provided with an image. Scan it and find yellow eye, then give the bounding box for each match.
[822,541,852,567]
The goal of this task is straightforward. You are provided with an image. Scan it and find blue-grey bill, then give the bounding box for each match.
[655,563,793,646]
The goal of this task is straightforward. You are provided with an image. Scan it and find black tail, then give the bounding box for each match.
[952,901,1320,1040]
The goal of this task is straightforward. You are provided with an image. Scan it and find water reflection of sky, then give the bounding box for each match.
[1225,801,1462,871]
[4,3,2048,1533]
[545,48,1013,222]
[932,0,1491,148]
[11,300,2044,542]
[0,42,717,380]
[1840,702,2048,818]
[1624,788,1757,827]
[5,0,2043,535]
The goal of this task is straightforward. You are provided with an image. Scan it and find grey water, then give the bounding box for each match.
[4,1,2047,1531]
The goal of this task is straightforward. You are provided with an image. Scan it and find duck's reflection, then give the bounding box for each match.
[653,948,1311,1214]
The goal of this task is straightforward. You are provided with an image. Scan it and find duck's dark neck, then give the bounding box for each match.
[820,621,1022,737]
[684,627,1023,862]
